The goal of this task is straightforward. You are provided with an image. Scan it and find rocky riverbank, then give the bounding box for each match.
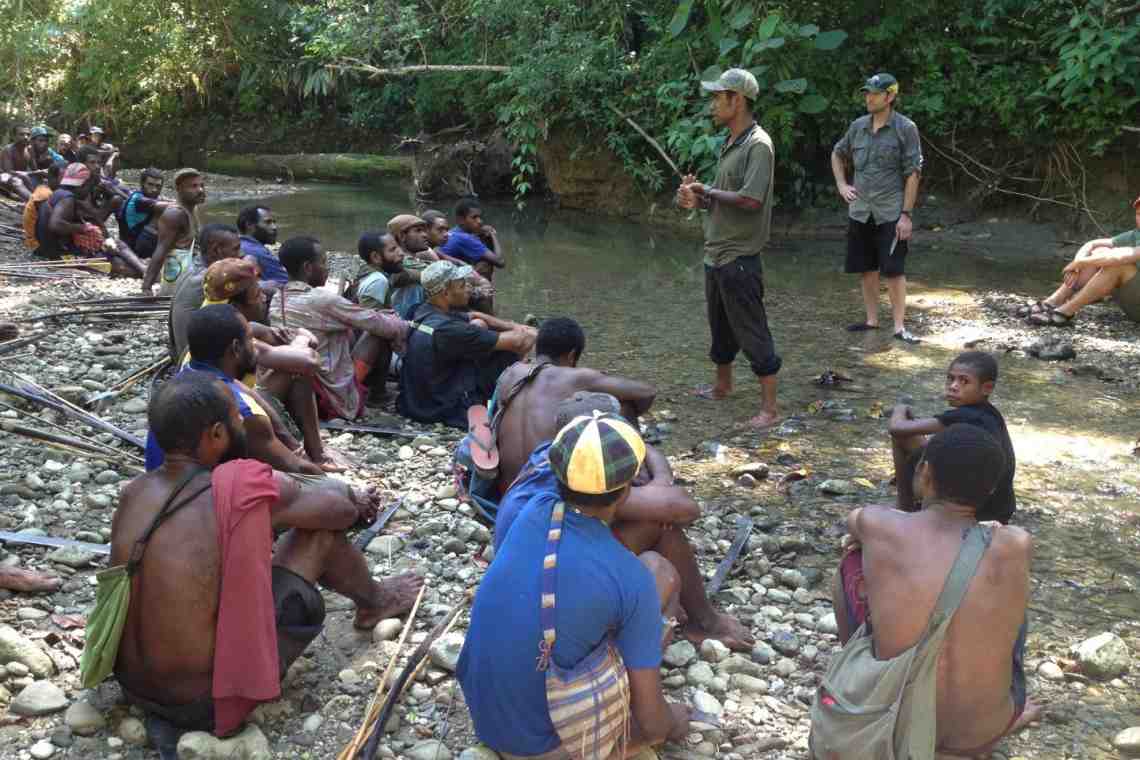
[0,232,1136,760]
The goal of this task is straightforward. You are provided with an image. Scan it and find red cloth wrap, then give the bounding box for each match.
[210,459,280,737]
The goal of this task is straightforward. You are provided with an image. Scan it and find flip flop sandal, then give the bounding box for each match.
[467,404,500,475]
[693,384,727,400]
[1014,301,1047,318]
[1028,308,1074,327]
[846,322,880,332]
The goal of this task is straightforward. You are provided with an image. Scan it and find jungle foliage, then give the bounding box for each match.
[4,0,1139,206]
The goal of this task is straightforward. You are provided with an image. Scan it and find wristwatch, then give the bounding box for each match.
[900,209,912,217]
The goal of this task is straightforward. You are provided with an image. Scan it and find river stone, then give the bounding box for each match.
[121,397,149,414]
[751,641,777,665]
[118,716,147,746]
[663,640,696,668]
[818,479,857,496]
[428,632,465,672]
[1072,632,1130,679]
[816,612,838,635]
[6,661,30,677]
[29,740,54,759]
[1037,661,1065,682]
[372,619,403,643]
[699,638,730,663]
[686,661,716,689]
[0,626,54,677]
[730,673,769,695]
[398,445,415,460]
[692,690,723,716]
[778,569,806,589]
[732,462,769,479]
[177,724,271,760]
[302,714,323,733]
[94,470,121,485]
[365,535,403,556]
[771,631,800,657]
[719,654,763,679]
[1113,727,1140,756]
[406,740,453,760]
[10,680,68,716]
[65,701,106,735]
[46,547,97,568]
[458,747,499,760]
[24,472,45,491]
[1027,336,1075,362]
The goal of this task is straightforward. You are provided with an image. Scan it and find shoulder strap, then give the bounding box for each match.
[535,500,566,672]
[490,361,551,435]
[922,524,991,636]
[126,467,211,575]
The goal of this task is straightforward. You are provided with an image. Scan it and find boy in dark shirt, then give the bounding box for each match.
[888,351,1016,523]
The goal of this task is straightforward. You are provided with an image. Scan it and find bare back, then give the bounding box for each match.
[857,507,1032,751]
[495,362,593,486]
[111,469,219,703]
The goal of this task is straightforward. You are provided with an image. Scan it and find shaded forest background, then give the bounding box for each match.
[4,0,1139,221]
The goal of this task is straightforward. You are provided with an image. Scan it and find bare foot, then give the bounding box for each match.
[694,384,731,400]
[315,448,350,473]
[678,612,755,652]
[747,410,779,429]
[0,567,63,593]
[1010,699,1044,734]
[353,572,424,630]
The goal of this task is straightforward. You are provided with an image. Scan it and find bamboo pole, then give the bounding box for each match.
[0,398,143,464]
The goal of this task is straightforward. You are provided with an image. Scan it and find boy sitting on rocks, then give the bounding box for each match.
[887,350,1016,523]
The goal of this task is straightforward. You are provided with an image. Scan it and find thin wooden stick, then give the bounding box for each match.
[0,332,47,356]
[607,104,683,178]
[328,62,510,79]
[0,398,143,463]
[0,419,140,465]
[358,594,470,759]
[338,583,428,760]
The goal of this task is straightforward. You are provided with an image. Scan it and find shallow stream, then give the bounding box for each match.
[208,181,1140,661]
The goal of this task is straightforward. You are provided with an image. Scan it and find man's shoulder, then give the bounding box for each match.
[988,523,1032,559]
[849,114,873,131]
[891,111,920,131]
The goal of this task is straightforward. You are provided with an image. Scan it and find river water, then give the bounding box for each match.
[208,181,1140,643]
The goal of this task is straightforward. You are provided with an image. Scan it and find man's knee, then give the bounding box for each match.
[639,551,680,609]
[470,317,488,329]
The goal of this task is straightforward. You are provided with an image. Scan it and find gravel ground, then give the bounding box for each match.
[0,202,1136,759]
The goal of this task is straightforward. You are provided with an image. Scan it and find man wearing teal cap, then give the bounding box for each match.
[677,67,782,430]
[831,72,924,343]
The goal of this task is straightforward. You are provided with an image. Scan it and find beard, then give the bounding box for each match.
[236,345,258,378]
[220,419,249,463]
[381,259,404,274]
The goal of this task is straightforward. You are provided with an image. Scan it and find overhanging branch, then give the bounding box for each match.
[326,62,511,79]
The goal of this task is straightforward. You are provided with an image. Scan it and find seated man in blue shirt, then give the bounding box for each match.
[458,412,690,759]
[440,197,506,280]
[237,205,289,288]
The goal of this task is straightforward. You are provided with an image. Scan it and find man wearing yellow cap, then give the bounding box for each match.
[831,72,924,343]
[459,412,690,759]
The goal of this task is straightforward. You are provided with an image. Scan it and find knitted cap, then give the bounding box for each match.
[549,412,646,495]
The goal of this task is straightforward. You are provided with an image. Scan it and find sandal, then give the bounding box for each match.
[846,322,880,332]
[1028,308,1074,327]
[1014,301,1048,318]
[466,404,500,474]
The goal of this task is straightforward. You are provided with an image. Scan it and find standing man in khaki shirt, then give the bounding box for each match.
[678,69,781,429]
[831,73,924,343]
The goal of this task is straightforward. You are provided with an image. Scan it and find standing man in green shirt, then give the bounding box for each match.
[1020,194,1140,326]
[677,68,781,429]
[831,72,924,343]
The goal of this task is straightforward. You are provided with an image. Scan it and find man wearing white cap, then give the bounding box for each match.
[677,68,781,430]
[398,260,535,427]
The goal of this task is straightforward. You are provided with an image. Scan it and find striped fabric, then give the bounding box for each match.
[536,501,630,760]
[549,412,646,495]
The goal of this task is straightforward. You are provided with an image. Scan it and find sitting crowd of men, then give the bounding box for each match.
[9,121,1040,757]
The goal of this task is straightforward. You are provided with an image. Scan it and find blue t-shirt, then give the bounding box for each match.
[144,361,257,471]
[457,489,663,756]
[440,227,489,264]
[240,236,289,285]
[493,441,555,552]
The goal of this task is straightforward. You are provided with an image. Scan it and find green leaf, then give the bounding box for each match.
[814,29,848,50]
[764,37,785,49]
[775,78,808,94]
[756,13,780,41]
[798,94,828,113]
[798,24,820,37]
[707,0,723,43]
[667,0,694,38]
[701,65,724,82]
[730,6,753,30]
[719,36,740,57]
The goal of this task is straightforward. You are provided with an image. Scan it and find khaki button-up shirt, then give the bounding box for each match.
[834,111,923,224]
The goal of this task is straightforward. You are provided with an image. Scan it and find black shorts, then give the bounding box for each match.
[845,216,908,278]
[705,255,782,377]
[122,566,326,734]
